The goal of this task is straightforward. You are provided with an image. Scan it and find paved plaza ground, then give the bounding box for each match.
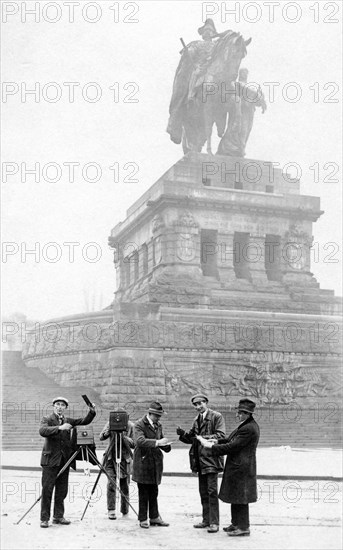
[1,447,342,550]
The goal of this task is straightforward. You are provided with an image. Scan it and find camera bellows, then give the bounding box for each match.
[109,411,129,432]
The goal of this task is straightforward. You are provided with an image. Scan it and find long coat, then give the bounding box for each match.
[39,409,96,469]
[179,408,225,475]
[132,415,171,485]
[211,415,260,503]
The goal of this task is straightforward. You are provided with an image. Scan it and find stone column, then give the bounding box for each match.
[217,231,236,283]
[248,234,269,285]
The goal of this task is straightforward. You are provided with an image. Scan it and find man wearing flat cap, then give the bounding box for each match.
[198,398,260,537]
[39,396,96,528]
[132,401,172,529]
[176,393,225,533]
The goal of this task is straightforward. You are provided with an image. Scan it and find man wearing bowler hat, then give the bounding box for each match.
[39,396,96,528]
[197,398,260,537]
[132,401,172,528]
[176,393,225,533]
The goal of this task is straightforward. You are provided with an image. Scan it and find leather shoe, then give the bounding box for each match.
[193,522,209,528]
[52,517,71,525]
[207,524,219,533]
[223,524,238,532]
[40,520,49,528]
[108,511,117,520]
[228,528,250,536]
[150,516,169,527]
[140,520,149,529]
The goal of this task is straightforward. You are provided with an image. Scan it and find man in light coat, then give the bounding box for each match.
[198,398,260,537]
[176,393,225,533]
[132,401,171,528]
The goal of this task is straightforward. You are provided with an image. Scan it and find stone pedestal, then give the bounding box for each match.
[22,153,342,446]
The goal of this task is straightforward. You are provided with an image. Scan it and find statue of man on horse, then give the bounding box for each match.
[166,19,254,156]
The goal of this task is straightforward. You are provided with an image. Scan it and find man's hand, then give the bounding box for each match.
[102,427,110,437]
[59,423,72,431]
[89,403,96,413]
[196,435,214,448]
[176,426,185,436]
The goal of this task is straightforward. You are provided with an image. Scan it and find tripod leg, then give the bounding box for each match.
[115,433,122,506]
[80,467,102,521]
[80,441,114,521]
[87,449,138,518]
[15,449,80,525]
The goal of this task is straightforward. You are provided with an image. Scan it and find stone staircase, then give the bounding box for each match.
[1,351,108,451]
[2,352,342,450]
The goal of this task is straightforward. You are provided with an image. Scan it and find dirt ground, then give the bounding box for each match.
[1,469,342,550]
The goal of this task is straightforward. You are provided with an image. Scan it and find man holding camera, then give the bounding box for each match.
[176,393,225,533]
[132,401,172,528]
[99,414,134,519]
[39,396,96,528]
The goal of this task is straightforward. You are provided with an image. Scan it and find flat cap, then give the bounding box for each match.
[191,393,209,404]
[52,396,69,407]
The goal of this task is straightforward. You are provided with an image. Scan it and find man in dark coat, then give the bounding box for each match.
[176,393,225,533]
[198,398,260,537]
[132,401,172,529]
[99,416,134,519]
[39,396,96,528]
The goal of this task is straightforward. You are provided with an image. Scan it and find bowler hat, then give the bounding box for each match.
[191,393,209,404]
[52,396,69,408]
[148,401,165,416]
[235,398,256,414]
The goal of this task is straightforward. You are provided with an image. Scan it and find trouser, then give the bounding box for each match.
[137,483,159,522]
[231,503,250,530]
[198,473,219,525]
[40,459,69,521]
[106,461,130,515]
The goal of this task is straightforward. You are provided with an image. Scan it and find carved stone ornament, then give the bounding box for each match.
[153,235,162,265]
[176,232,196,262]
[174,211,198,228]
[163,352,338,405]
[284,224,313,271]
[151,214,165,234]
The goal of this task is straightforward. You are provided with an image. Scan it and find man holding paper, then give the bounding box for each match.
[197,398,260,537]
[176,393,225,533]
[132,401,172,529]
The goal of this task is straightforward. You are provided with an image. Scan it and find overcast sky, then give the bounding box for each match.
[2,0,342,321]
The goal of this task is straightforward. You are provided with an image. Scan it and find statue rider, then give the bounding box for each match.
[167,19,231,145]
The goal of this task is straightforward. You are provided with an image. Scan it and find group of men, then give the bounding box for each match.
[39,393,259,537]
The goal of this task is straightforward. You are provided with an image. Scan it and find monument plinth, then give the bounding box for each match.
[109,153,337,315]
[21,155,342,446]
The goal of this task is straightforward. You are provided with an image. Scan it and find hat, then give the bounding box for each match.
[198,18,218,37]
[52,396,69,408]
[148,401,165,416]
[235,398,256,414]
[191,393,209,404]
